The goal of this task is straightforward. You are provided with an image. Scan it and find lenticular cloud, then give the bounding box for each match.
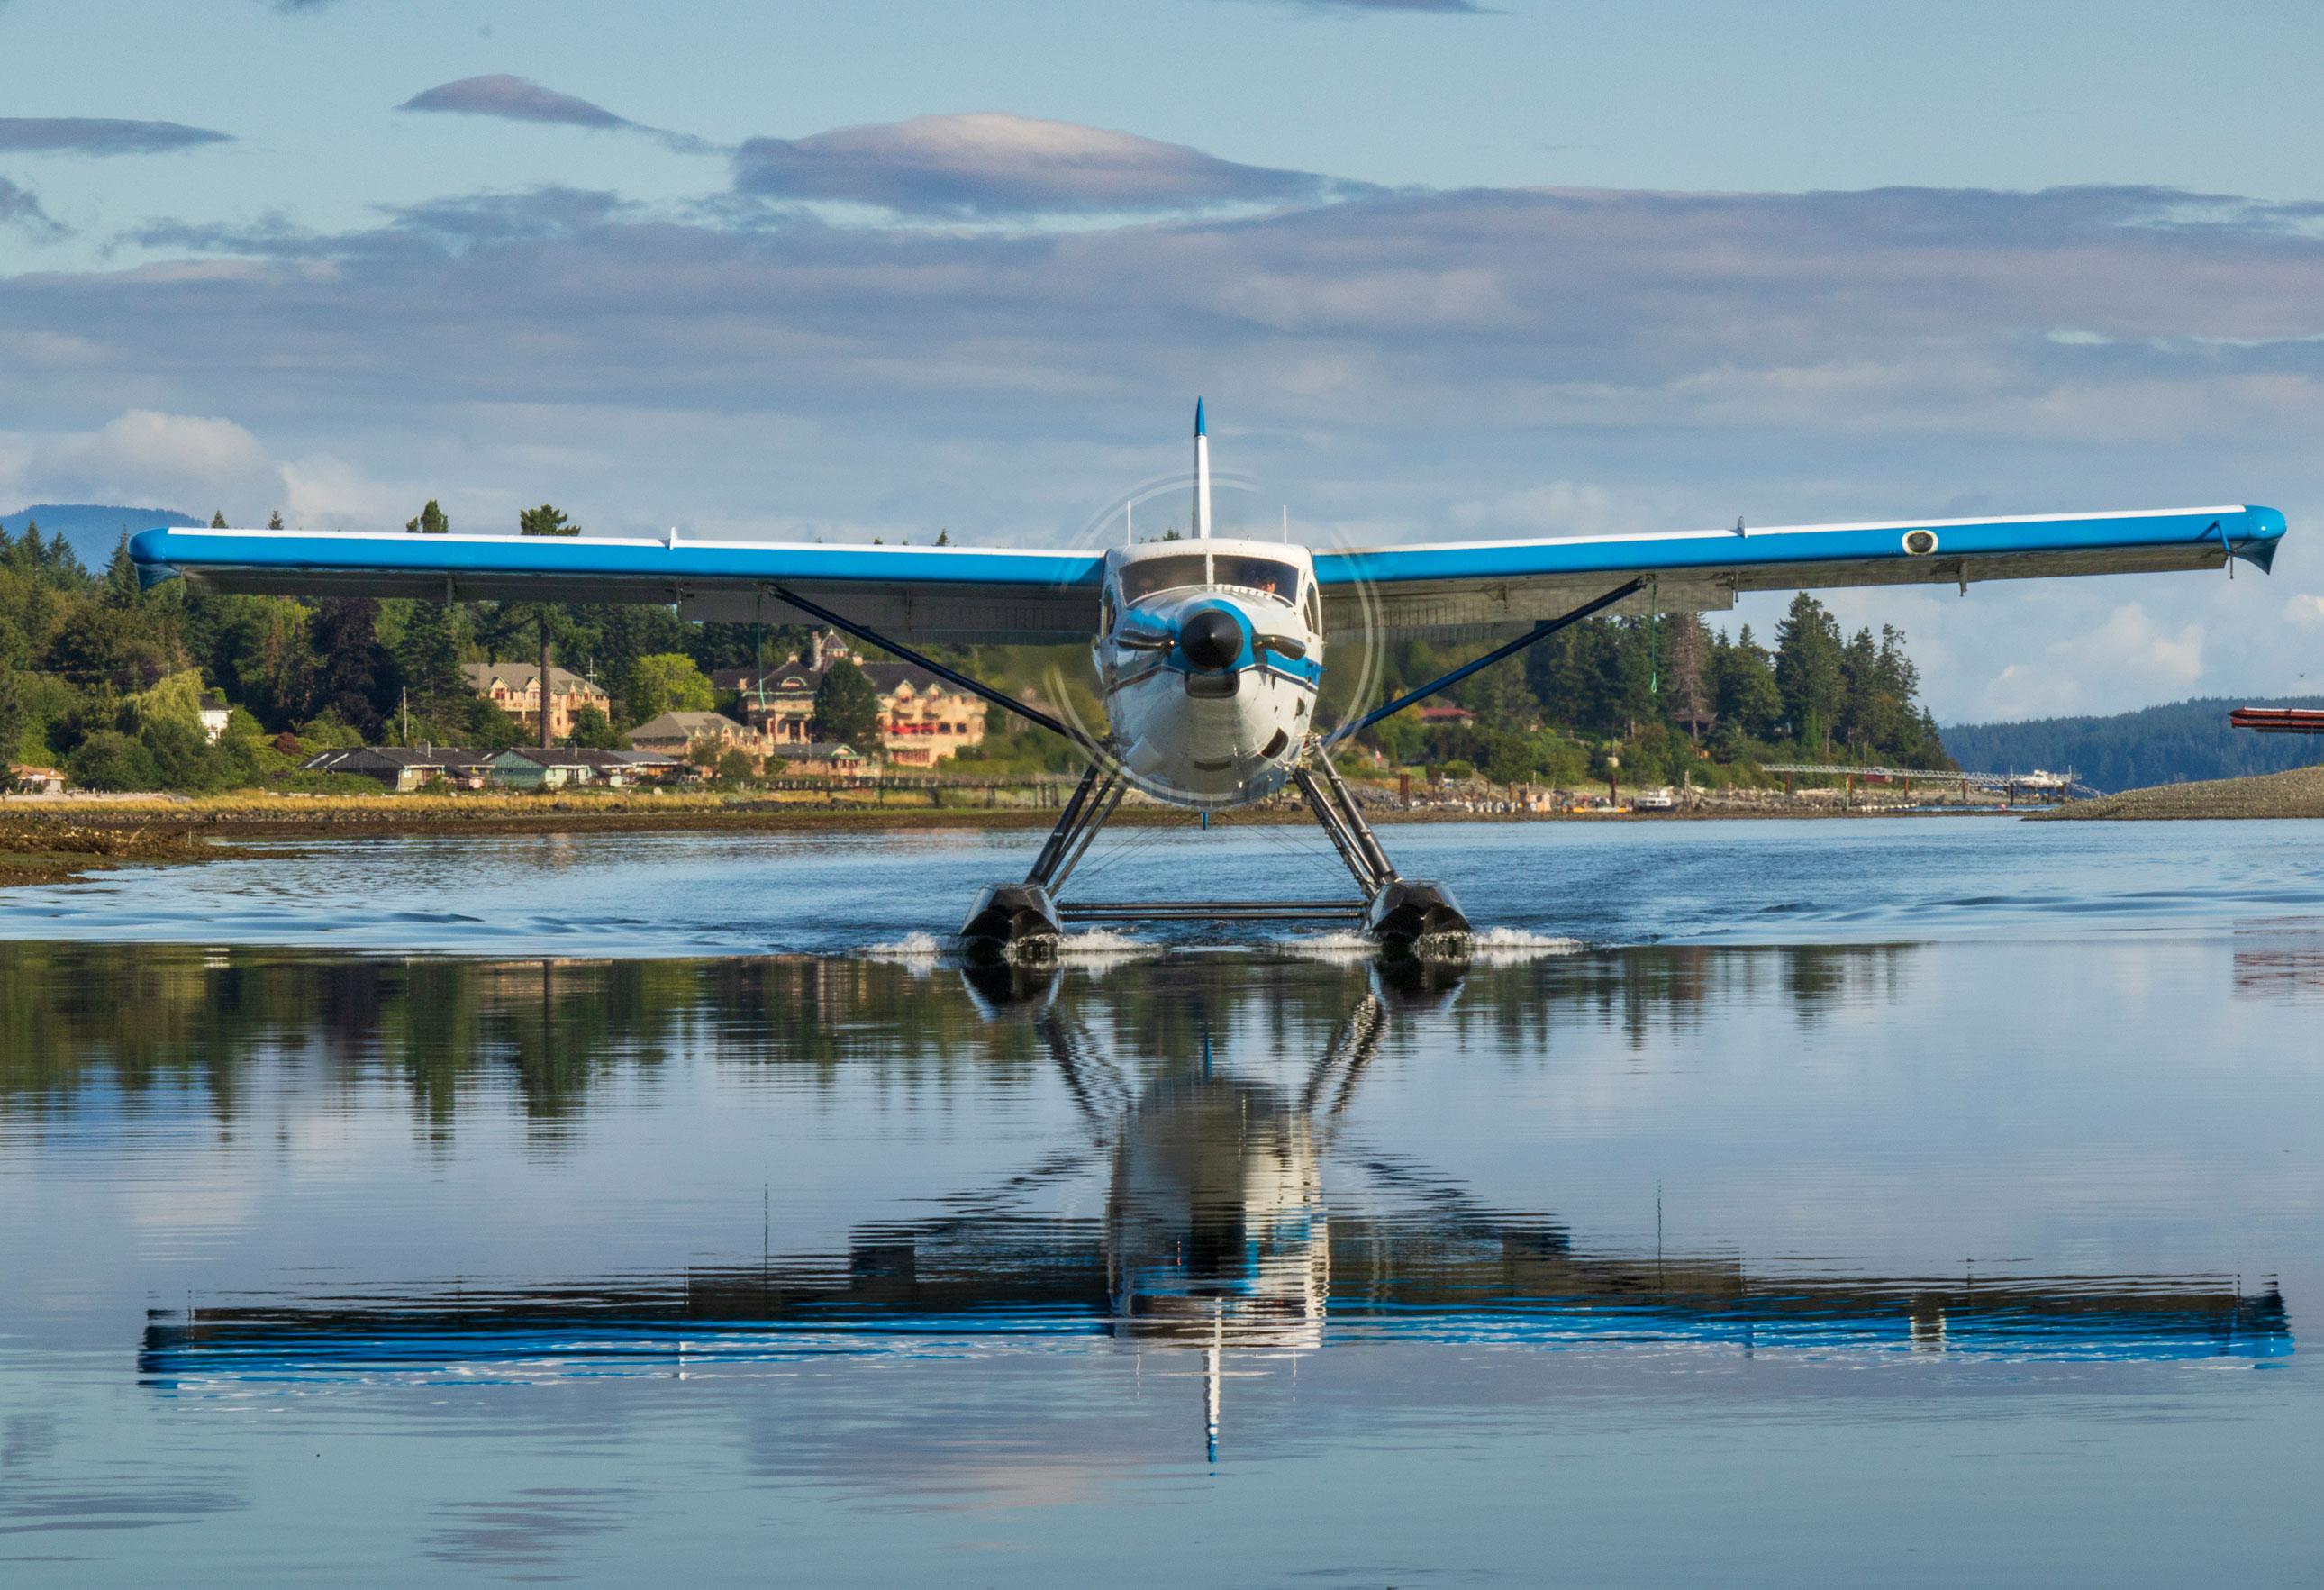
[731,112,1345,219]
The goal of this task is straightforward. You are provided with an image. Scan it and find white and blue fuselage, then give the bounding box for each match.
[1094,400,1323,806]
[1096,536,1322,805]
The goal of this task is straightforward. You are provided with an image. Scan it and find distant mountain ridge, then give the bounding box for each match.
[1943,696,2324,792]
[3,504,204,571]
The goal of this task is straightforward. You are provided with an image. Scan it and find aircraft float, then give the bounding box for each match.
[131,404,2287,958]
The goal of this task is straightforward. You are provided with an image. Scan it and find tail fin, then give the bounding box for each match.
[1193,397,1212,540]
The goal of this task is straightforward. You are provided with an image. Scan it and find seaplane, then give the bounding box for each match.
[130,403,2288,958]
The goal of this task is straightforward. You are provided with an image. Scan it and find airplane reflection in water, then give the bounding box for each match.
[140,960,2291,1458]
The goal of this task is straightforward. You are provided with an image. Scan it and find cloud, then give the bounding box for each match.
[32,411,280,516]
[396,74,713,155]
[1975,604,2205,720]
[0,176,65,238]
[23,177,2324,715]
[731,112,1350,218]
[399,74,629,131]
[0,117,232,155]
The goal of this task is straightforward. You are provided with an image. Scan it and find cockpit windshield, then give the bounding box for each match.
[1117,553,1212,604]
[1212,555,1299,604]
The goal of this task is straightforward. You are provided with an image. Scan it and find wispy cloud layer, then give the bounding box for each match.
[0,176,65,237]
[0,117,233,155]
[399,74,630,131]
[731,112,1350,217]
[396,75,713,154]
[14,169,2324,715]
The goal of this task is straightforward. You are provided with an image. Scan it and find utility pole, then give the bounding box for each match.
[539,611,554,750]
[400,686,409,746]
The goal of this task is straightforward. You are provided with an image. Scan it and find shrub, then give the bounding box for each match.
[68,731,160,791]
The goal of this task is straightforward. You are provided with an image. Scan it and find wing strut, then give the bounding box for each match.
[762,582,1096,750]
[1324,576,1648,747]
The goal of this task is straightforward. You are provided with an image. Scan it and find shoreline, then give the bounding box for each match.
[0,792,2015,886]
[2036,763,2324,821]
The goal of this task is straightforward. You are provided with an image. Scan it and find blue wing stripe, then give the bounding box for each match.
[1315,506,2283,586]
[130,528,1106,589]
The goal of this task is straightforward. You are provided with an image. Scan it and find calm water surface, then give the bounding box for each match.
[2,819,2319,1584]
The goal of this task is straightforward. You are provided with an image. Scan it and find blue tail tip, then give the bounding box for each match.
[1194,397,1205,438]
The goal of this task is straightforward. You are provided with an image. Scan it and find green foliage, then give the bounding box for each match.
[1710,624,1783,742]
[102,533,141,609]
[126,668,208,735]
[518,504,579,537]
[405,500,449,534]
[395,599,465,714]
[567,704,622,750]
[68,731,159,790]
[631,652,714,721]
[812,659,883,745]
[1775,594,1847,752]
[308,598,398,739]
[714,749,756,785]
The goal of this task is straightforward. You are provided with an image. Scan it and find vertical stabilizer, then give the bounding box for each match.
[1193,398,1212,540]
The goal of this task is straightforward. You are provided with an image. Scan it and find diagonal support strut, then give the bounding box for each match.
[762,581,1099,751]
[1324,576,1648,748]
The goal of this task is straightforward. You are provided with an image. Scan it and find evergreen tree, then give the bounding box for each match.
[396,598,465,717]
[0,663,19,764]
[268,511,285,530]
[518,504,578,538]
[308,598,398,738]
[11,522,41,581]
[211,511,228,529]
[405,500,449,534]
[1665,613,1710,723]
[1774,595,1846,750]
[1460,662,1538,732]
[1838,625,1891,751]
[811,659,882,746]
[102,533,141,610]
[1711,625,1784,742]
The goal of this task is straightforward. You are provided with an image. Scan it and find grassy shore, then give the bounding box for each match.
[2036,763,2324,821]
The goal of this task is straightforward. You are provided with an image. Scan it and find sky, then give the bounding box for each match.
[5,0,2324,722]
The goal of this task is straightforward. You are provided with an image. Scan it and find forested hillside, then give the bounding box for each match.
[1943,696,2324,791]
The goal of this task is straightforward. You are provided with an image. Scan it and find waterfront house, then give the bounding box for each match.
[303,745,484,793]
[485,746,600,791]
[564,748,688,787]
[5,764,66,795]
[198,691,231,744]
[779,741,867,777]
[461,662,612,740]
[714,631,986,768]
[627,710,770,766]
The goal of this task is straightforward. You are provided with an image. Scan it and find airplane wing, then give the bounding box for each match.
[133,502,2285,648]
[130,528,1107,645]
[1316,504,2286,639]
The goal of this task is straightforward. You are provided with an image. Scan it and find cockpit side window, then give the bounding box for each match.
[1118,553,1212,604]
[1212,555,1298,605]
[1304,579,1321,633]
